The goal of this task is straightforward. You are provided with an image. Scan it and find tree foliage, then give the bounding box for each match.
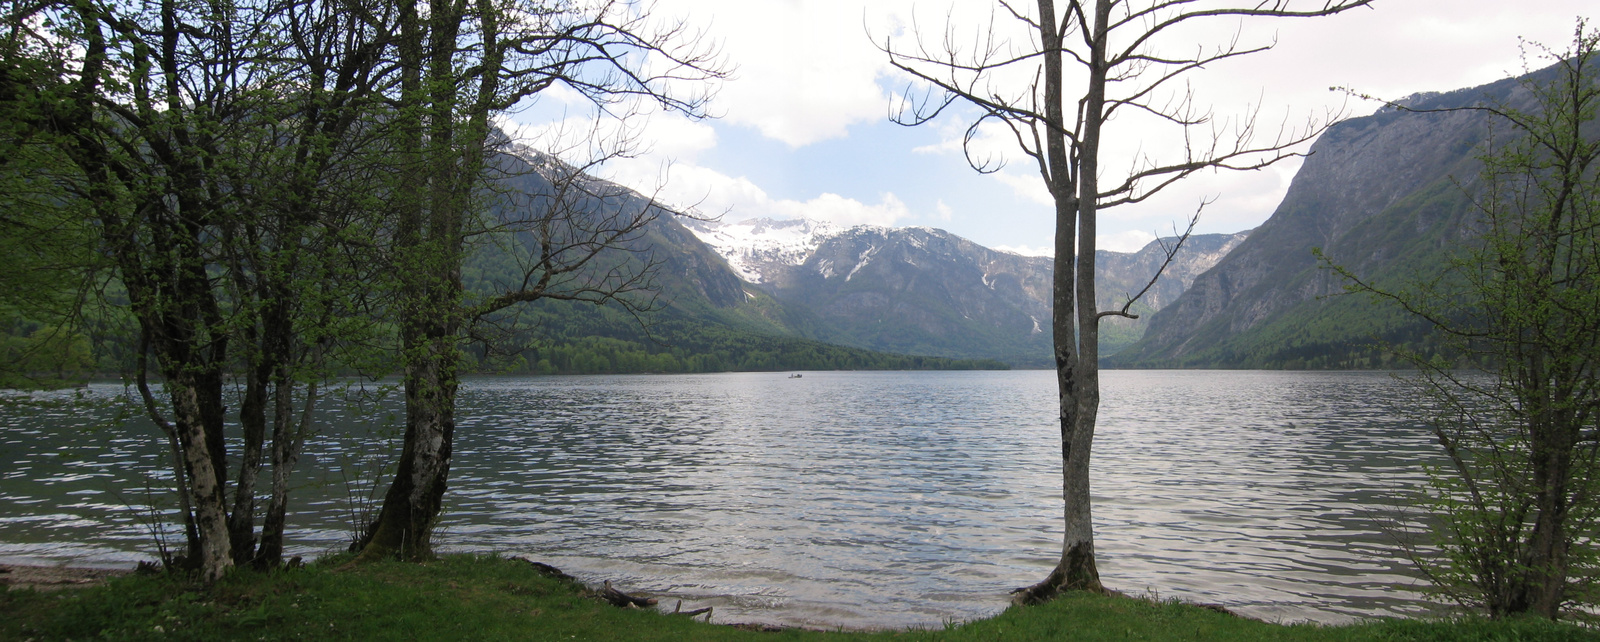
[1332,23,1600,619]
[3,0,407,580]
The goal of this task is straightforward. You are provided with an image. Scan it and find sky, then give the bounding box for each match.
[506,0,1597,254]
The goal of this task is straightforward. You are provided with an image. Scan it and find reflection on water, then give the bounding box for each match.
[0,370,1441,628]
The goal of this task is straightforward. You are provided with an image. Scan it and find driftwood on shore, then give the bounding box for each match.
[672,599,714,619]
[509,556,576,582]
[511,557,712,621]
[599,579,657,608]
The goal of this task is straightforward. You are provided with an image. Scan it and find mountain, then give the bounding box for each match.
[1110,70,1552,368]
[1096,231,1249,351]
[684,217,1247,366]
[464,152,1009,373]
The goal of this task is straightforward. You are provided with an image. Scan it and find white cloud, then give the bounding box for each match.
[638,114,719,160]
[598,155,912,228]
[652,0,922,147]
[1098,230,1157,254]
[935,200,953,222]
[992,170,1053,207]
[778,192,911,227]
[499,107,718,166]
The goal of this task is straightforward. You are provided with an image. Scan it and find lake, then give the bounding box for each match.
[0,370,1443,629]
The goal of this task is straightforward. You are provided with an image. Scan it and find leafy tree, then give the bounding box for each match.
[2,0,395,580]
[1332,24,1600,619]
[349,0,725,562]
[881,0,1371,602]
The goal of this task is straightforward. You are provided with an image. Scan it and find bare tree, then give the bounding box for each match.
[881,0,1371,602]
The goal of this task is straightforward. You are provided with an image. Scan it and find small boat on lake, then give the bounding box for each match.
[788,373,802,379]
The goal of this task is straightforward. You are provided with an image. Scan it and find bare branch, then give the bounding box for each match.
[1097,202,1202,320]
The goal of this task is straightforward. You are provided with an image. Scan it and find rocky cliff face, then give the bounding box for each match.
[1095,231,1249,352]
[1097,232,1248,311]
[1111,72,1542,368]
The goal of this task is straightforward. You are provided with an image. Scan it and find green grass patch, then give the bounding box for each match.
[3,554,1596,641]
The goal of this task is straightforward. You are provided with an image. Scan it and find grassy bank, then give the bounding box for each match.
[3,554,1595,641]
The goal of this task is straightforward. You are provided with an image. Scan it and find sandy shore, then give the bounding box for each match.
[0,564,130,591]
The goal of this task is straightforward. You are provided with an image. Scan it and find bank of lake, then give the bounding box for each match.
[4,554,1598,641]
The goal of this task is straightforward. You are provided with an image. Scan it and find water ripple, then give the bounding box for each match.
[0,371,1443,628]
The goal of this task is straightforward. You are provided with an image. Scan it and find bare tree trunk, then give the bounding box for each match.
[883,0,1370,609]
[1065,0,1111,593]
[1015,0,1107,604]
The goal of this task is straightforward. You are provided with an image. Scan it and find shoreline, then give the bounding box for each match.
[0,563,131,591]
[5,555,1591,641]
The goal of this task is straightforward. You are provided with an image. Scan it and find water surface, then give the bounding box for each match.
[0,370,1441,628]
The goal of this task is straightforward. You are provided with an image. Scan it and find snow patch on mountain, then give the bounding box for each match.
[680,217,841,284]
[845,244,877,282]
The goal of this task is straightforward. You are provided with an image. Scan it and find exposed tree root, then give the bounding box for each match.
[1011,564,1106,606]
[672,599,714,620]
[599,579,658,608]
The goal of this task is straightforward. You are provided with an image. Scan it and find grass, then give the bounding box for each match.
[3,554,1596,641]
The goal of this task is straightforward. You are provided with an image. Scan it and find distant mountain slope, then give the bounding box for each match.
[686,217,1246,366]
[476,148,1247,368]
[1110,70,1555,369]
[754,224,1055,365]
[1096,231,1248,351]
[464,151,1007,372]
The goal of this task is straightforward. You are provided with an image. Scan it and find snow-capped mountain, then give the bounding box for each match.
[681,216,1247,363]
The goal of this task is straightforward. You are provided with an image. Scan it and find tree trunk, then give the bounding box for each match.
[352,0,472,564]
[165,373,234,581]
[135,335,200,565]
[1525,386,1574,618]
[1013,0,1107,604]
[228,359,268,564]
[354,333,457,561]
[256,374,316,567]
[1063,0,1111,594]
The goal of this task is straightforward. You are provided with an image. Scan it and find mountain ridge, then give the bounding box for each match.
[683,215,1248,365]
[1110,67,1560,368]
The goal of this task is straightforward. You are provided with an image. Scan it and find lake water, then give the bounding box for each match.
[0,370,1444,629]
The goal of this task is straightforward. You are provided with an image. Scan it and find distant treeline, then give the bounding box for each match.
[468,321,1010,375]
[0,305,1007,389]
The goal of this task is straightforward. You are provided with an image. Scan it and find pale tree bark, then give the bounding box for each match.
[882,0,1373,603]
